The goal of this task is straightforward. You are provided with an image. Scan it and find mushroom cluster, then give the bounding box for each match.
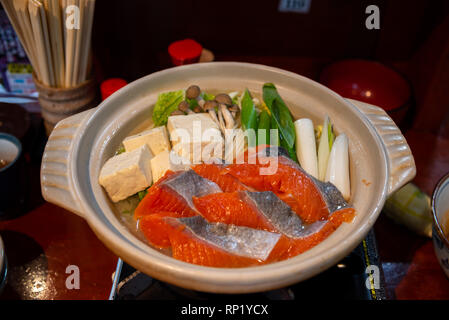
[170,85,241,134]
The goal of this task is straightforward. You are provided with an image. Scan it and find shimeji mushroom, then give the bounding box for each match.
[219,103,235,129]
[186,85,201,99]
[178,101,194,114]
[215,93,232,106]
[204,100,221,128]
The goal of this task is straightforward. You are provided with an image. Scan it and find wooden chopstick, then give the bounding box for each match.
[44,0,65,87]
[0,1,31,63]
[36,0,56,86]
[79,0,95,83]
[71,0,83,86]
[9,0,42,79]
[63,0,76,87]
[27,0,50,85]
[2,0,96,88]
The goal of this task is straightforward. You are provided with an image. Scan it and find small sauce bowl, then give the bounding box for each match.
[432,172,449,279]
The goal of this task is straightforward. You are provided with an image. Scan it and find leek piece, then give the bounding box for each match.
[294,118,318,178]
[317,116,335,181]
[325,133,350,200]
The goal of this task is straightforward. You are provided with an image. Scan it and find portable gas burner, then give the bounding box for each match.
[109,230,386,300]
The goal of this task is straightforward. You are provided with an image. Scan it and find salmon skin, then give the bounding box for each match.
[241,191,327,238]
[194,191,326,238]
[134,169,222,218]
[166,216,282,266]
[223,145,352,223]
[162,169,222,208]
[252,145,350,213]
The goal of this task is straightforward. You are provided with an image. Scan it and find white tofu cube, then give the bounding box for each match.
[99,145,153,202]
[122,126,170,155]
[167,113,223,163]
[150,150,190,183]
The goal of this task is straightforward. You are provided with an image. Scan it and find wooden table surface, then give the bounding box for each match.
[0,106,448,300]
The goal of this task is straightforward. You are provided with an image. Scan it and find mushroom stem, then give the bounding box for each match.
[219,104,235,129]
[208,109,221,128]
[217,108,227,133]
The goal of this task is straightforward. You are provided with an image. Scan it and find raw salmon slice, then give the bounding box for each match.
[285,207,355,258]
[193,191,326,236]
[193,190,332,261]
[265,207,355,262]
[223,145,352,223]
[192,163,248,192]
[139,212,180,248]
[242,191,327,238]
[165,216,281,267]
[193,192,276,231]
[134,169,222,219]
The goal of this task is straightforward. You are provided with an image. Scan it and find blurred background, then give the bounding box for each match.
[90,0,449,136]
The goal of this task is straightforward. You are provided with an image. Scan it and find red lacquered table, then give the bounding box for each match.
[374,130,449,299]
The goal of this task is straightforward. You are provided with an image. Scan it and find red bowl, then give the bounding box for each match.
[320,60,411,125]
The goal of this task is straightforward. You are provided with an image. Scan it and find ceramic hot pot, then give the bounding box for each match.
[41,62,416,293]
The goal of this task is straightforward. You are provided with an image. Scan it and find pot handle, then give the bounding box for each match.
[347,99,416,196]
[41,108,96,218]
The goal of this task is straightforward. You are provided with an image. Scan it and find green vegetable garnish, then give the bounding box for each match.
[138,189,148,201]
[202,92,215,101]
[116,145,126,154]
[271,110,297,162]
[241,89,258,147]
[152,90,185,126]
[121,210,131,215]
[270,116,280,147]
[328,121,335,151]
[280,134,298,162]
[317,116,335,181]
[262,83,296,149]
[257,110,271,146]
[231,93,241,105]
[186,98,198,109]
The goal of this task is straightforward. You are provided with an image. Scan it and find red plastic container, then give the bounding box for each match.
[168,39,203,66]
[100,78,128,101]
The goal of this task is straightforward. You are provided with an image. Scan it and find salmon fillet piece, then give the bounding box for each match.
[261,208,355,262]
[165,216,282,268]
[192,192,276,231]
[192,163,248,192]
[192,190,351,262]
[169,227,263,267]
[139,212,181,248]
[223,159,329,223]
[134,169,222,219]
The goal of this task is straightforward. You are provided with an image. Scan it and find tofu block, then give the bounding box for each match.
[151,150,190,183]
[122,126,170,155]
[99,145,153,202]
[167,113,223,163]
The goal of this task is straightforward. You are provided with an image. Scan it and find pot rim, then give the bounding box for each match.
[432,172,449,247]
[71,62,391,291]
